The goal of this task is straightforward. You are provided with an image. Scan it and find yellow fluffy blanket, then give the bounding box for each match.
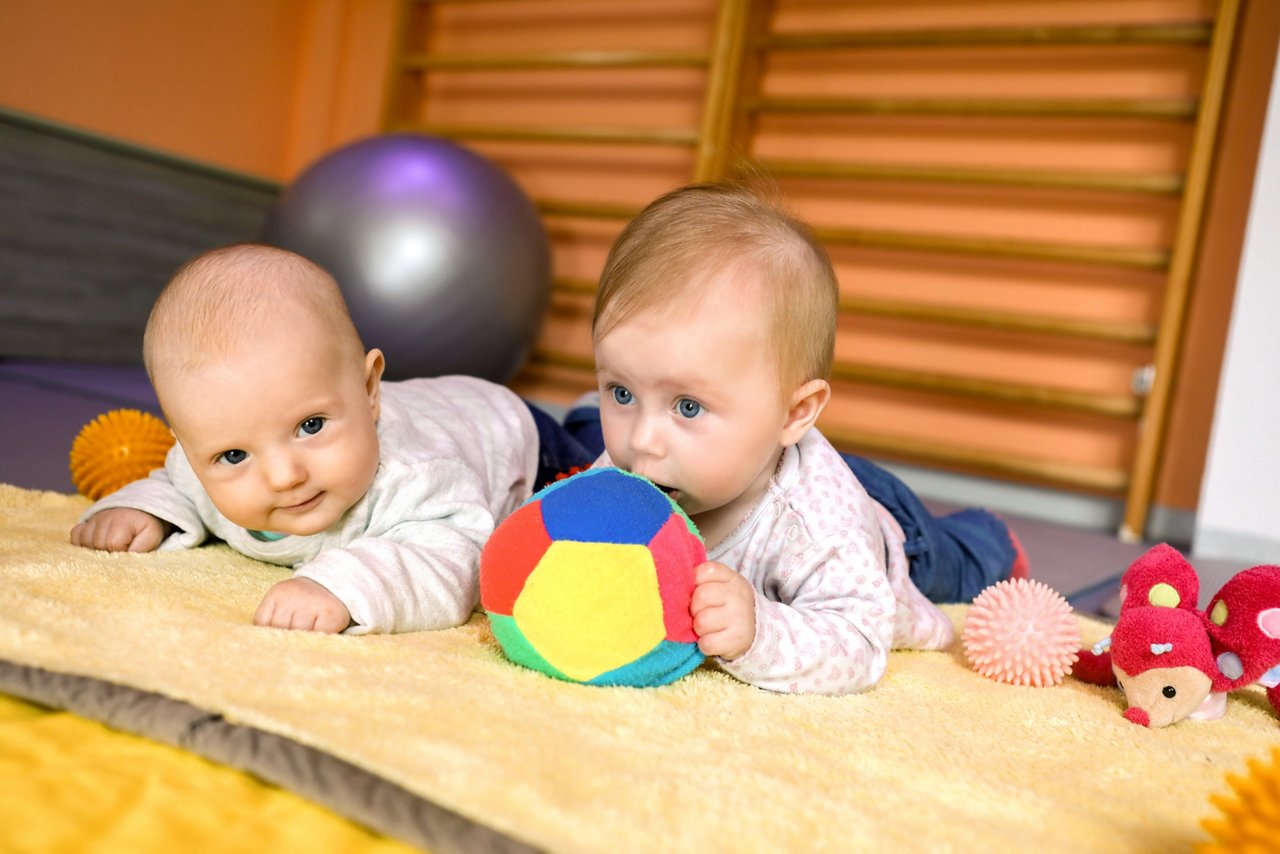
[1,484,1273,851]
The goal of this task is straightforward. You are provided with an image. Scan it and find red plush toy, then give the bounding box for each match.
[1073,544,1280,728]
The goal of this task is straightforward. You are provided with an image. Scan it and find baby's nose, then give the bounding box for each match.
[263,453,306,490]
[630,417,665,456]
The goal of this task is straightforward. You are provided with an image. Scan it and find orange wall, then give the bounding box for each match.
[0,0,1275,516]
[0,0,395,180]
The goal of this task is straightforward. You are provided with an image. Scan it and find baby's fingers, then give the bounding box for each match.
[254,582,347,633]
[72,510,164,553]
[127,521,167,552]
[311,609,349,634]
[100,516,147,551]
[694,561,733,584]
[75,518,129,551]
[253,592,285,628]
[690,580,729,615]
[692,603,730,638]
[69,521,91,548]
[696,623,752,660]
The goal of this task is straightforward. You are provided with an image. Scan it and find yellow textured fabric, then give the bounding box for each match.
[1,483,1275,852]
[0,693,416,853]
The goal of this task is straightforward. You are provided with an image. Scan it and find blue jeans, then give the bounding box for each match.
[840,455,1013,603]
[554,402,1014,604]
[525,402,600,491]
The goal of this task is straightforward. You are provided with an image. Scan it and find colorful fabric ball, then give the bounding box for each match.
[480,467,706,687]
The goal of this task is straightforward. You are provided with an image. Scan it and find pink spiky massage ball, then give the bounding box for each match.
[963,578,1080,687]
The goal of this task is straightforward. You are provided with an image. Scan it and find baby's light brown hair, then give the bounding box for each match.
[143,244,366,387]
[592,182,839,394]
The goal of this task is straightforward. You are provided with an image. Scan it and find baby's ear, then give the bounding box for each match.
[781,379,830,446]
[364,349,385,420]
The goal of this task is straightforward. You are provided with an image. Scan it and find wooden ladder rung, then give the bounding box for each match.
[746,96,1199,120]
[755,159,1184,194]
[840,296,1158,346]
[552,278,598,296]
[533,349,594,372]
[758,23,1213,50]
[820,424,1131,493]
[403,49,709,71]
[415,0,574,5]
[392,122,700,147]
[548,281,1158,346]
[830,362,1141,418]
[813,226,1170,269]
[537,199,642,220]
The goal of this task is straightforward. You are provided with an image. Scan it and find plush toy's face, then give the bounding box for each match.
[1114,663,1213,728]
[1087,545,1280,728]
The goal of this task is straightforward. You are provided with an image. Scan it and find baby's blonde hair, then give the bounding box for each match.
[143,244,365,385]
[592,182,838,392]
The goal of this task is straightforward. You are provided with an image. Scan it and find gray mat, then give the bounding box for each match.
[0,659,532,854]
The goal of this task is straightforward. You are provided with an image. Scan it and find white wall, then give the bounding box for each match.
[1194,45,1280,564]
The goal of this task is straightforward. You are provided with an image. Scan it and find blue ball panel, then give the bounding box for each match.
[540,468,672,545]
[586,640,705,687]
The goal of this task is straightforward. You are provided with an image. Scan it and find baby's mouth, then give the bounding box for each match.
[632,470,679,500]
[281,493,322,512]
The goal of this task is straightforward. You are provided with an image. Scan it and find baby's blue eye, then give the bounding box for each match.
[219,449,247,466]
[677,398,701,418]
[299,417,325,436]
[611,386,634,406]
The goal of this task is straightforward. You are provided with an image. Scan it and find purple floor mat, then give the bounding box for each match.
[0,359,159,494]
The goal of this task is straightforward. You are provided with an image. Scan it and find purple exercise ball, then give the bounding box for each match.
[263,134,551,383]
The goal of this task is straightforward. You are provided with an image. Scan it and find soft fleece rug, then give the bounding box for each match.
[1,484,1274,852]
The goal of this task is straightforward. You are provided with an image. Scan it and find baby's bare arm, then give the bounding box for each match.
[70,508,171,553]
[254,577,352,634]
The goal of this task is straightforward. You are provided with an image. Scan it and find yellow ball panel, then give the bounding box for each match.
[514,541,665,682]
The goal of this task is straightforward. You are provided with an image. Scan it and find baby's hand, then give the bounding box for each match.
[70,508,170,552]
[690,561,756,661]
[254,577,351,633]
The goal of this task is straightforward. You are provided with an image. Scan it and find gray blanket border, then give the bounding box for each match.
[0,659,538,854]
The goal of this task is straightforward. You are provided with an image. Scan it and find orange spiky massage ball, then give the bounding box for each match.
[1200,746,1280,851]
[69,409,174,500]
[963,577,1080,687]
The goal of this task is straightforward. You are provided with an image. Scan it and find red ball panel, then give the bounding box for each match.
[647,514,706,643]
[480,500,553,615]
